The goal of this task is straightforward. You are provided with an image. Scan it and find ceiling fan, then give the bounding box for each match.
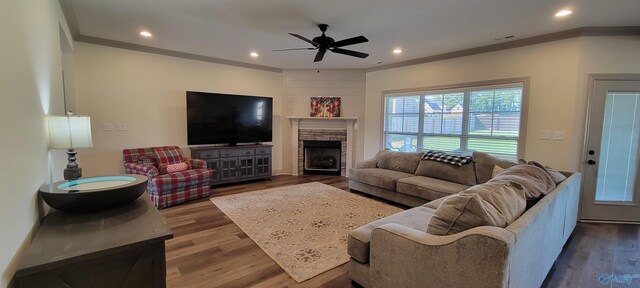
[274,24,369,62]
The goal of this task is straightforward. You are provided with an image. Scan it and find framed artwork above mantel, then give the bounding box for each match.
[310,97,341,117]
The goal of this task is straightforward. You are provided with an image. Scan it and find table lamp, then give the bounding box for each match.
[48,112,93,180]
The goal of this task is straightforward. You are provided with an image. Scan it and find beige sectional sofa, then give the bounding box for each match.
[347,150,581,288]
[348,150,476,207]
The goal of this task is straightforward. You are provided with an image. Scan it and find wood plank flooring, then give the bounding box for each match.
[160,175,640,288]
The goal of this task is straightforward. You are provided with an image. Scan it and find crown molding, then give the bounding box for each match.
[74,35,283,73]
[57,0,282,73]
[366,26,640,72]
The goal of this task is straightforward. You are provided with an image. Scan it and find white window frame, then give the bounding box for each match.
[381,78,529,159]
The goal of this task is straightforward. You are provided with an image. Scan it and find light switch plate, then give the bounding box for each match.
[116,123,127,131]
[539,130,551,140]
[553,130,565,140]
[102,123,113,131]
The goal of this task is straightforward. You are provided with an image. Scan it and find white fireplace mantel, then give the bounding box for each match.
[287,117,357,177]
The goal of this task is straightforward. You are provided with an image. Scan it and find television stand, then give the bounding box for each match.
[190,144,272,186]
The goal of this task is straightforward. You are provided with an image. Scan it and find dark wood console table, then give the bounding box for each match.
[191,144,272,185]
[13,195,173,288]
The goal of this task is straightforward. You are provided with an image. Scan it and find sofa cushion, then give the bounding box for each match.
[415,159,477,186]
[348,168,414,191]
[427,180,526,235]
[348,206,435,263]
[397,176,469,201]
[376,150,423,174]
[473,151,518,184]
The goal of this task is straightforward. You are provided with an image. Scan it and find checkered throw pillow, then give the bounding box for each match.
[422,150,473,166]
[159,161,192,174]
[153,147,184,165]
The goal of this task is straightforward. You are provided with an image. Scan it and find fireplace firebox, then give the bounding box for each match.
[303,140,341,175]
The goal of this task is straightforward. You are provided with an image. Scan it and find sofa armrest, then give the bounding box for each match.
[370,223,514,288]
[124,162,159,178]
[356,158,378,169]
[186,158,208,169]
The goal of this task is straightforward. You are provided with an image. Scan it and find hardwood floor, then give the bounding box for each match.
[160,175,640,288]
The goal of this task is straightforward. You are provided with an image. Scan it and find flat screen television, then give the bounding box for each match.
[186,91,273,146]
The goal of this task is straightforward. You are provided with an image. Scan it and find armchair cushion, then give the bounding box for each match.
[153,147,184,165]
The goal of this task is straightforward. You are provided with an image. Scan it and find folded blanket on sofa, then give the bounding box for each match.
[421,150,473,166]
[490,164,556,199]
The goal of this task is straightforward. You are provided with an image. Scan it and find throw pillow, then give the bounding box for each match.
[137,155,157,165]
[489,164,556,199]
[472,151,518,184]
[376,150,423,174]
[427,180,525,235]
[492,165,505,177]
[153,147,184,165]
[415,159,477,186]
[159,161,192,174]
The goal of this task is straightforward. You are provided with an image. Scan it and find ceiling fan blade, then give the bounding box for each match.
[272,48,317,51]
[289,33,318,47]
[331,36,368,48]
[330,48,369,59]
[314,50,326,62]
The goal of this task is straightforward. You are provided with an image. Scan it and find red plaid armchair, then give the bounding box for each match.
[123,146,213,209]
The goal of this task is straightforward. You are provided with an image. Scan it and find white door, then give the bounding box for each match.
[581,75,640,222]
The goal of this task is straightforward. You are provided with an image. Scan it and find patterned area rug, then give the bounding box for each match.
[210,182,403,282]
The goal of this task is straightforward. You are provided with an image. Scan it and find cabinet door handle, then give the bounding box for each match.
[246,151,251,155]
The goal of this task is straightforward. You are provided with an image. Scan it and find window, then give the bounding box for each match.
[383,81,526,160]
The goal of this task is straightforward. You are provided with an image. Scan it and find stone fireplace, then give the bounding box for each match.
[288,117,356,177]
[300,133,346,175]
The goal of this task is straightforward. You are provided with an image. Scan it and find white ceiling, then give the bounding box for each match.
[69,0,640,70]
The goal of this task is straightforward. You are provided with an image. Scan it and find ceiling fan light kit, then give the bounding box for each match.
[275,24,369,63]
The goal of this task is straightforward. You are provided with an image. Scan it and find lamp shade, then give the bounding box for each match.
[48,115,93,149]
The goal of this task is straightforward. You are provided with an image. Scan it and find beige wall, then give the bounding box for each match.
[281,70,366,173]
[364,36,640,171]
[0,0,71,286]
[74,43,284,176]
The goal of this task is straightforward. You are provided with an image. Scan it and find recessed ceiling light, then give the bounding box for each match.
[250,52,259,58]
[393,48,402,54]
[555,9,572,17]
[139,31,152,37]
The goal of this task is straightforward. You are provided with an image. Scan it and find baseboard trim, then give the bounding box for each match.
[4,219,41,288]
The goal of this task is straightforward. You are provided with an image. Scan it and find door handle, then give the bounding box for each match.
[587,160,596,165]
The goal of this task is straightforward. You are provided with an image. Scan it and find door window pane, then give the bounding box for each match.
[596,92,640,202]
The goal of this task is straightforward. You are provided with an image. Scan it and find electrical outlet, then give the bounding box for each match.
[553,130,565,140]
[116,123,127,131]
[539,130,551,140]
[102,123,113,131]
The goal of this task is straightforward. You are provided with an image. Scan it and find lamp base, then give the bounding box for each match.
[64,149,82,181]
